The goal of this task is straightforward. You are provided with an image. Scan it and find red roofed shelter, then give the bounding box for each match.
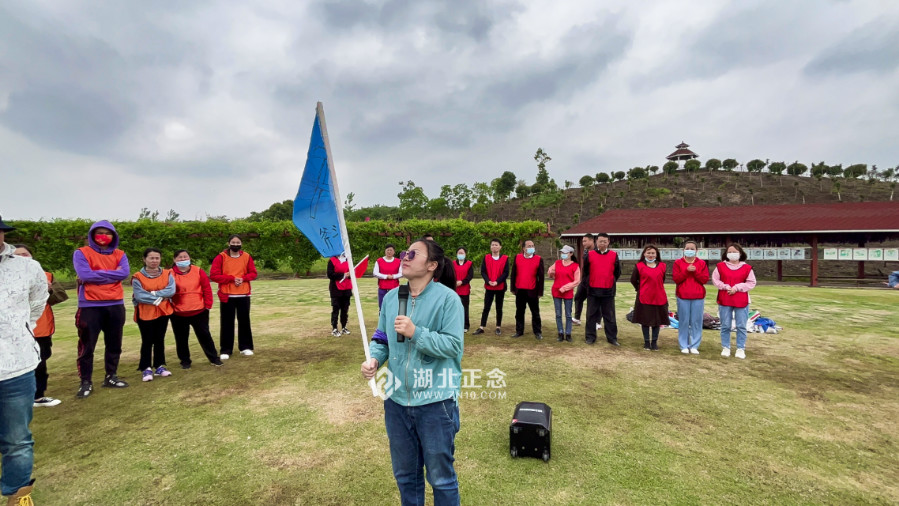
[666,142,699,162]
[562,202,899,287]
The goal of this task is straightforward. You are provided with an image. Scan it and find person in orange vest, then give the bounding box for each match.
[453,247,474,333]
[73,220,131,398]
[170,250,223,369]
[472,238,509,336]
[629,245,670,351]
[510,239,545,340]
[132,248,176,382]
[13,245,68,407]
[209,234,258,359]
[328,253,353,337]
[712,244,757,360]
[373,243,402,310]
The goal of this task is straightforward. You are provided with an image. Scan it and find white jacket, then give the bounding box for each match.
[0,242,48,382]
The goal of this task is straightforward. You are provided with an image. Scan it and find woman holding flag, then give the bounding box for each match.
[361,239,464,506]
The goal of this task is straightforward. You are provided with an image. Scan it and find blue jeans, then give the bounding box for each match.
[0,371,35,496]
[384,398,460,506]
[676,298,705,350]
[553,297,573,335]
[889,271,899,288]
[719,305,749,350]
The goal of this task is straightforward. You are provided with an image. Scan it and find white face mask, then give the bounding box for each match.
[727,252,741,262]
[526,247,535,255]
[645,258,656,264]
[684,250,696,258]
[560,253,569,260]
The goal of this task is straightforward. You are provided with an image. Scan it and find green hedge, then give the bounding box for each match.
[5,219,547,275]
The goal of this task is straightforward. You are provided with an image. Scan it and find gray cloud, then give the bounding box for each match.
[804,19,899,76]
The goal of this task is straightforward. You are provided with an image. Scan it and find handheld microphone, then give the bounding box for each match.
[397,284,410,343]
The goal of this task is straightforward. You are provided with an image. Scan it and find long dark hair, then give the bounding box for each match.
[419,239,456,290]
[638,244,660,264]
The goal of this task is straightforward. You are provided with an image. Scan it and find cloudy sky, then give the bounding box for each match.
[2,0,898,221]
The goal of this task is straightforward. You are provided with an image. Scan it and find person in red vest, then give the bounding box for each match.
[510,239,545,339]
[630,245,670,350]
[374,244,402,310]
[712,244,757,359]
[472,238,509,336]
[580,232,621,346]
[13,245,68,407]
[328,253,353,337]
[73,220,131,398]
[672,240,709,354]
[170,250,223,369]
[132,248,176,382]
[571,233,595,326]
[547,245,580,342]
[453,247,474,332]
[210,234,258,359]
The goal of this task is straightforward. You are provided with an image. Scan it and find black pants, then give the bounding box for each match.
[459,294,470,331]
[137,315,170,371]
[573,283,589,320]
[171,310,220,366]
[34,337,53,399]
[331,290,351,329]
[480,289,506,327]
[76,305,126,382]
[514,289,542,335]
[585,296,618,343]
[641,326,660,341]
[220,297,253,354]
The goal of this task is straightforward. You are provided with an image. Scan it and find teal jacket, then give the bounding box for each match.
[371,281,464,406]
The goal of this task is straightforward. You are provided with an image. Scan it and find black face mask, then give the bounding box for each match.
[229,245,242,253]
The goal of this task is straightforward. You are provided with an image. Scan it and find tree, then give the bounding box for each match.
[138,208,160,221]
[344,192,357,213]
[532,148,556,194]
[579,175,595,187]
[722,158,739,171]
[471,182,492,206]
[663,161,679,175]
[683,159,701,175]
[595,172,611,184]
[768,162,786,176]
[811,162,828,190]
[786,162,808,177]
[426,197,450,218]
[491,171,517,202]
[647,165,660,176]
[247,200,293,222]
[440,184,472,213]
[397,180,429,219]
[627,166,647,180]
[826,164,843,178]
[746,159,767,173]
[164,209,180,222]
[613,171,626,181]
[843,164,867,179]
[705,158,722,172]
[515,182,531,199]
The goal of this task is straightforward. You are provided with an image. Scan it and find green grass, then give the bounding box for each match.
[16,280,899,505]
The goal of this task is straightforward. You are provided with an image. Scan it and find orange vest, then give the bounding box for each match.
[33,272,55,337]
[132,270,174,321]
[219,252,251,296]
[172,266,205,313]
[79,246,125,301]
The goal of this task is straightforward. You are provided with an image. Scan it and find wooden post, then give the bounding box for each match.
[858,239,866,280]
[809,235,819,287]
[777,260,783,282]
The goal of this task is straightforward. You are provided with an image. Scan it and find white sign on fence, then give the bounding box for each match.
[868,248,883,261]
[885,249,899,261]
[823,248,838,260]
[852,248,868,261]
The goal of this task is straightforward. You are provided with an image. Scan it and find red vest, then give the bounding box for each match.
[483,254,508,291]
[376,257,401,290]
[78,246,125,301]
[33,272,55,337]
[636,262,668,305]
[716,262,752,308]
[454,260,472,296]
[219,252,252,295]
[514,254,541,290]
[673,257,708,300]
[331,257,352,291]
[587,250,617,289]
[172,266,205,313]
[132,270,175,321]
[551,260,578,299]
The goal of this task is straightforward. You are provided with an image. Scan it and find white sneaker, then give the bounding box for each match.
[681,348,689,354]
[721,348,731,358]
[34,397,62,407]
[689,348,700,355]
[220,354,230,360]
[240,350,254,356]
[571,318,581,325]
[735,348,746,359]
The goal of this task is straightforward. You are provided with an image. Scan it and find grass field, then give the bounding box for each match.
[13,279,899,505]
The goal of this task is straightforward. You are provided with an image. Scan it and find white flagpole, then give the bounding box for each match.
[316,102,380,397]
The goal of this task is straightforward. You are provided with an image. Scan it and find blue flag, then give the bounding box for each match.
[293,108,345,258]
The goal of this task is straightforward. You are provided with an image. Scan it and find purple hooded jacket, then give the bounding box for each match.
[72,220,130,308]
